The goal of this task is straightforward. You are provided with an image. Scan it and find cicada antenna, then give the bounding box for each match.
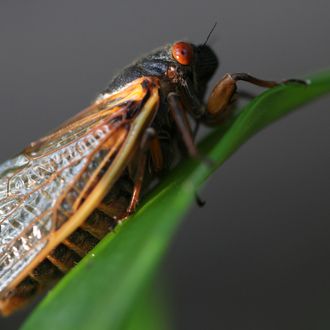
[203,22,218,46]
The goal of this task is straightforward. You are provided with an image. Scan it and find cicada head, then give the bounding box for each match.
[165,41,219,101]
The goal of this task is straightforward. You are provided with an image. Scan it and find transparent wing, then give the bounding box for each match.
[0,77,160,294]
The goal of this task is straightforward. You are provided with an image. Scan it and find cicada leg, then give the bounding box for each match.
[167,92,199,158]
[204,73,306,125]
[167,92,214,168]
[112,127,164,219]
[148,131,164,174]
[126,153,147,215]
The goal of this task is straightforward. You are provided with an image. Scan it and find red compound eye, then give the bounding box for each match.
[172,42,193,65]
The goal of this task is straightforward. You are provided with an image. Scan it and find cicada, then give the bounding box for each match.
[0,39,302,315]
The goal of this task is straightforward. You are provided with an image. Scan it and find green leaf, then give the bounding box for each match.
[121,280,172,330]
[21,71,330,330]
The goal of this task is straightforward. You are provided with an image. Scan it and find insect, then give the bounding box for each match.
[0,37,303,315]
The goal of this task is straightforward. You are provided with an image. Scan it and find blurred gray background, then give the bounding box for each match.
[0,1,329,329]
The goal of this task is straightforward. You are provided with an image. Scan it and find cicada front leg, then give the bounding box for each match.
[204,73,306,125]
[167,92,213,168]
